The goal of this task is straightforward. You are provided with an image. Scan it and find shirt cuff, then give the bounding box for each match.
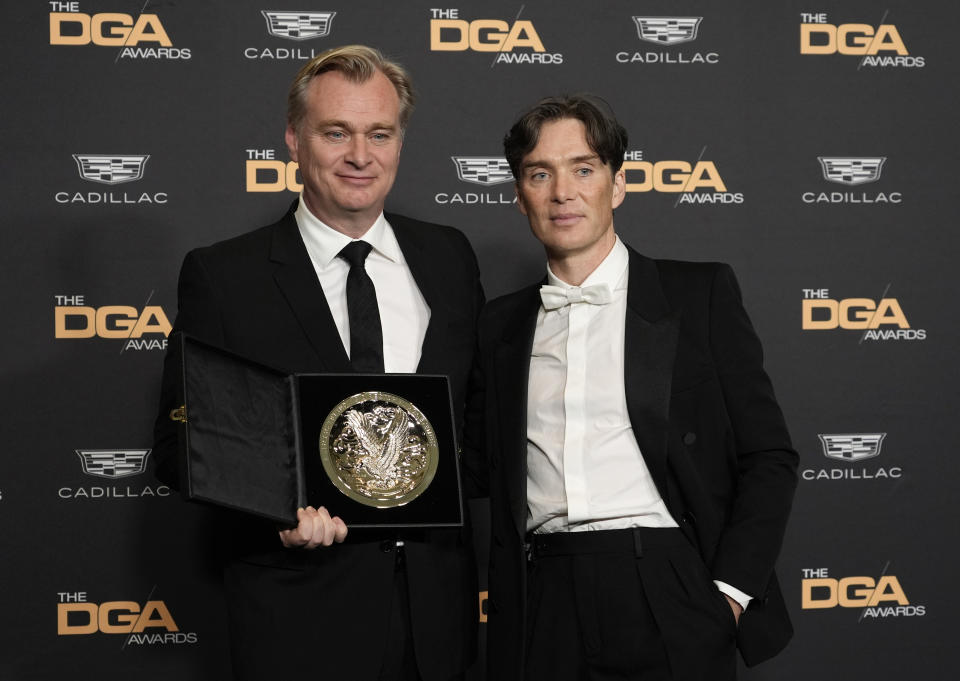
[713,580,752,611]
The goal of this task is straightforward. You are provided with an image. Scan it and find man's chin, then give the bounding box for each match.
[333,187,389,210]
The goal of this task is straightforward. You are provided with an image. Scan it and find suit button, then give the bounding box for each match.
[683,432,697,445]
[380,540,394,553]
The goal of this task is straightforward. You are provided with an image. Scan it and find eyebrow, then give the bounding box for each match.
[521,153,601,171]
[315,118,398,132]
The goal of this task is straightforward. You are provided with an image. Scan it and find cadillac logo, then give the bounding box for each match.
[451,157,514,186]
[818,157,887,186]
[818,434,886,462]
[76,449,151,478]
[633,17,703,45]
[73,155,150,185]
[261,11,336,40]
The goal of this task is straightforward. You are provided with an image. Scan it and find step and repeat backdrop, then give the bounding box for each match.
[2,1,957,679]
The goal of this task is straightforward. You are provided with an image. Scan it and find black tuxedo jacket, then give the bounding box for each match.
[153,204,483,681]
[468,246,797,678]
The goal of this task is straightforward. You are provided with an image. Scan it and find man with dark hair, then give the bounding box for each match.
[154,45,481,681]
[470,95,797,679]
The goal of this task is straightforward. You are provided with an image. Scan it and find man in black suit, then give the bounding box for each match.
[468,95,797,680]
[154,46,481,681]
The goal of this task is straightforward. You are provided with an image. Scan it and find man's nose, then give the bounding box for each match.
[345,136,371,166]
[552,173,574,202]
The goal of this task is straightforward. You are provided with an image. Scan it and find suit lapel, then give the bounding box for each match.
[623,248,680,505]
[269,208,351,371]
[388,214,452,373]
[493,286,541,539]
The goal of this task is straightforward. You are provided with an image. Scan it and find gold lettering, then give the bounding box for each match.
[90,13,132,46]
[57,603,98,635]
[430,19,469,51]
[801,578,837,609]
[133,600,179,632]
[98,601,140,634]
[126,14,172,47]
[55,306,95,338]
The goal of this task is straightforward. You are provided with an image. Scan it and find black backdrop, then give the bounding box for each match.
[2,1,958,679]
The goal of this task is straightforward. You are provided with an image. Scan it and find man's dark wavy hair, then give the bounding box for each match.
[503,94,628,179]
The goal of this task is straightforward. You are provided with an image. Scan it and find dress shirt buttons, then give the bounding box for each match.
[683,432,697,445]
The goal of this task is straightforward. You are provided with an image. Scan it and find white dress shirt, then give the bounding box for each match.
[526,236,751,609]
[527,237,675,534]
[294,199,430,373]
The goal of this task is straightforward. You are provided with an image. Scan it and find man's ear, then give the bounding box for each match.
[611,167,626,210]
[284,124,299,162]
[515,182,528,216]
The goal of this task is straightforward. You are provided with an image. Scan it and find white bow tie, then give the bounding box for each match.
[539,283,613,310]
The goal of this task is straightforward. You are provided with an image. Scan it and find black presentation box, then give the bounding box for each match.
[169,333,464,529]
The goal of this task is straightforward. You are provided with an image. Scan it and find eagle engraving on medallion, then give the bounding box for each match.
[320,392,439,507]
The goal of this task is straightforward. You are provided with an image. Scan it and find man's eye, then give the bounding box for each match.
[576,167,592,176]
[326,131,346,140]
[530,172,548,181]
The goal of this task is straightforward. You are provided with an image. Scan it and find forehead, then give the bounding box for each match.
[524,118,593,163]
[302,69,400,124]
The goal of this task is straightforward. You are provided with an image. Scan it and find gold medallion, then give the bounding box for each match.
[319,392,439,508]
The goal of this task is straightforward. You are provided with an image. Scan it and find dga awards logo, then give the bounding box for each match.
[49,3,191,59]
[429,8,562,64]
[801,287,926,341]
[246,10,336,59]
[56,154,168,205]
[616,16,719,64]
[60,449,170,499]
[799,12,924,68]
[801,434,903,481]
[54,294,172,351]
[436,156,516,205]
[245,149,301,192]
[57,589,198,644]
[802,157,901,204]
[801,565,926,619]
[622,150,743,205]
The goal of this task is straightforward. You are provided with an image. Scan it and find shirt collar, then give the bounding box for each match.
[294,197,402,268]
[546,235,629,291]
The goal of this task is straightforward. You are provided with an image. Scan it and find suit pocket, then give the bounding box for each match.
[666,545,738,637]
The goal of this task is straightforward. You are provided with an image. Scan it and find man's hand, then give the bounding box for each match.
[279,506,348,548]
[724,594,743,625]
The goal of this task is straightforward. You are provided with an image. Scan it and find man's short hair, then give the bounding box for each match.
[503,94,628,178]
[287,44,415,133]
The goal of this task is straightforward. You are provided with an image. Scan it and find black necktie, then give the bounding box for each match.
[338,240,384,373]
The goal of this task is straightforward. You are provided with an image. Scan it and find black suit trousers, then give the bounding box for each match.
[524,529,737,681]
